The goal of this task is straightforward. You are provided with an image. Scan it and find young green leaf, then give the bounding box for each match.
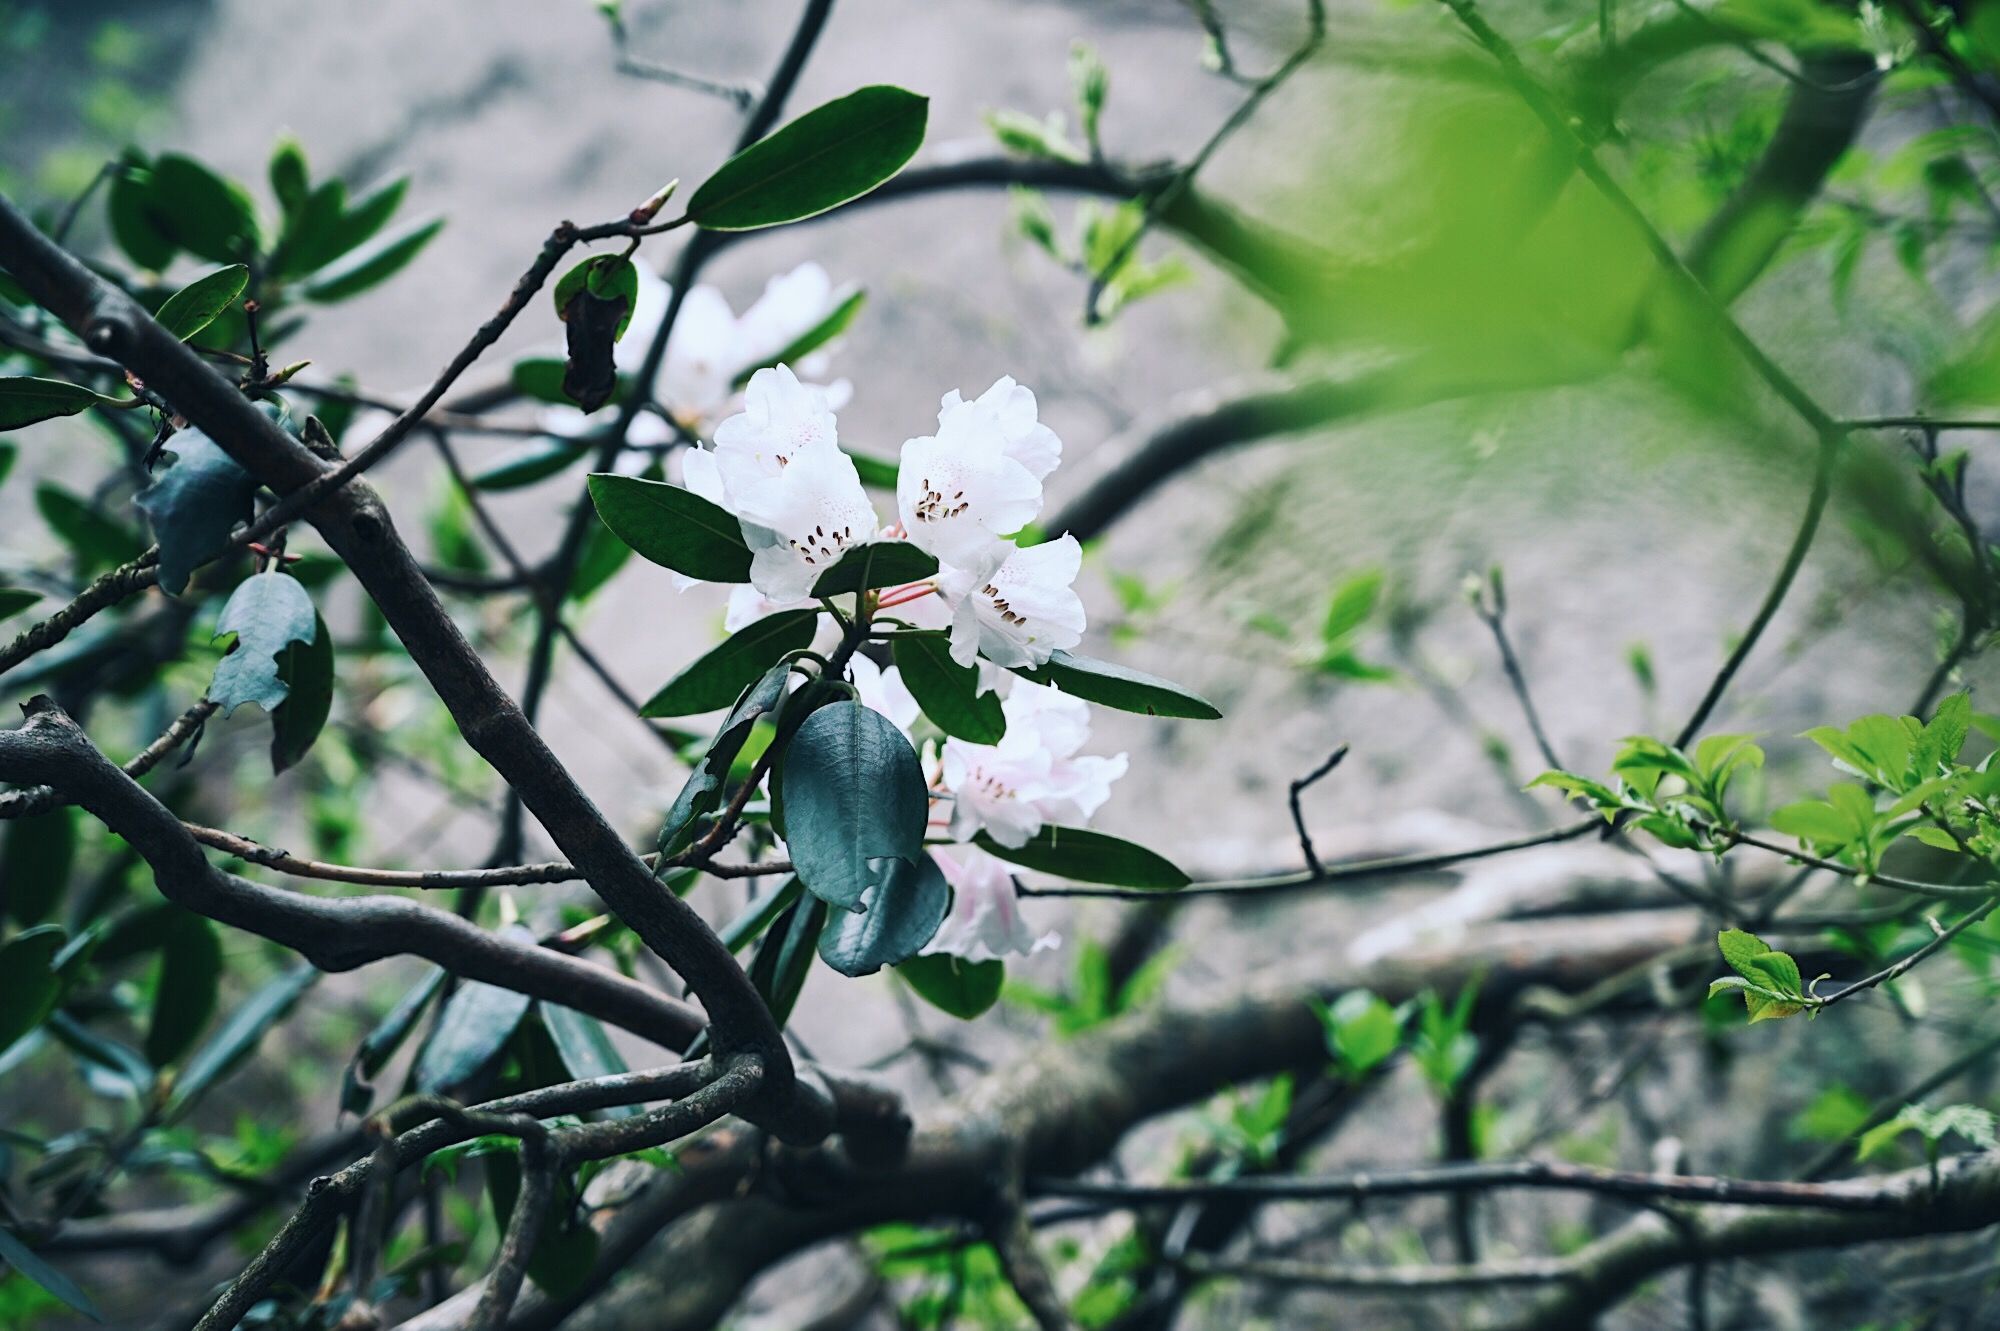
[154,264,249,341]
[732,288,866,387]
[304,218,444,302]
[1010,649,1220,720]
[210,573,318,714]
[783,701,930,910]
[897,952,1005,1020]
[893,632,1005,743]
[0,378,103,432]
[975,825,1189,889]
[641,610,819,717]
[587,473,752,583]
[142,154,262,263]
[686,85,929,231]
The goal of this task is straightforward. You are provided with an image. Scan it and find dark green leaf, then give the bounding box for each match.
[271,612,334,774]
[659,661,793,855]
[732,288,866,387]
[587,473,751,583]
[512,357,574,405]
[894,632,1004,742]
[0,926,66,1052]
[642,611,819,717]
[319,178,411,267]
[717,879,805,952]
[143,154,261,263]
[1012,649,1221,720]
[746,893,828,1029]
[0,588,41,624]
[35,484,146,574]
[416,969,534,1091]
[47,1012,151,1099]
[2,379,102,432]
[268,137,310,214]
[210,573,318,714]
[108,158,176,270]
[976,825,1189,889]
[0,271,25,305]
[539,1004,634,1115]
[471,437,591,491]
[818,854,950,977]
[897,952,1004,1019]
[782,701,929,910]
[2,808,76,926]
[304,218,444,303]
[135,428,259,595]
[687,85,929,231]
[809,540,937,597]
[343,967,447,1114]
[144,909,222,1067]
[268,179,347,278]
[571,507,634,602]
[165,962,317,1120]
[847,449,899,489]
[155,264,249,342]
[0,1226,100,1322]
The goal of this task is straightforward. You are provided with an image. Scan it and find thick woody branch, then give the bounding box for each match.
[0,698,706,1049]
[0,190,846,1141]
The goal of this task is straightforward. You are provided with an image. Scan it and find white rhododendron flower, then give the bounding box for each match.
[898,376,1061,568]
[685,366,878,600]
[937,535,1087,670]
[847,656,921,738]
[921,847,1059,962]
[940,680,1128,847]
[722,584,814,632]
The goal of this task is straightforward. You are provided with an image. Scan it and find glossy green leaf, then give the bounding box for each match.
[783,701,929,910]
[304,218,444,302]
[165,962,317,1120]
[511,357,573,405]
[818,853,951,977]
[144,909,222,1067]
[155,264,249,341]
[976,825,1189,889]
[210,573,318,714]
[0,1226,100,1322]
[135,427,259,595]
[1012,649,1221,720]
[686,85,928,231]
[1,379,102,432]
[271,612,334,774]
[268,137,310,214]
[587,473,751,582]
[2,808,76,926]
[809,540,937,597]
[732,288,866,387]
[896,952,1004,1019]
[642,610,819,717]
[0,926,66,1053]
[894,632,1004,742]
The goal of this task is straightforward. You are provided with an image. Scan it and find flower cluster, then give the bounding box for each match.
[686,365,1088,672]
[681,356,1114,966]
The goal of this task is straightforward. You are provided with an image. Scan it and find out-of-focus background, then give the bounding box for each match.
[4,0,1996,1326]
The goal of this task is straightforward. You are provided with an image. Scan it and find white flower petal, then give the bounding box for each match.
[922,848,1059,961]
